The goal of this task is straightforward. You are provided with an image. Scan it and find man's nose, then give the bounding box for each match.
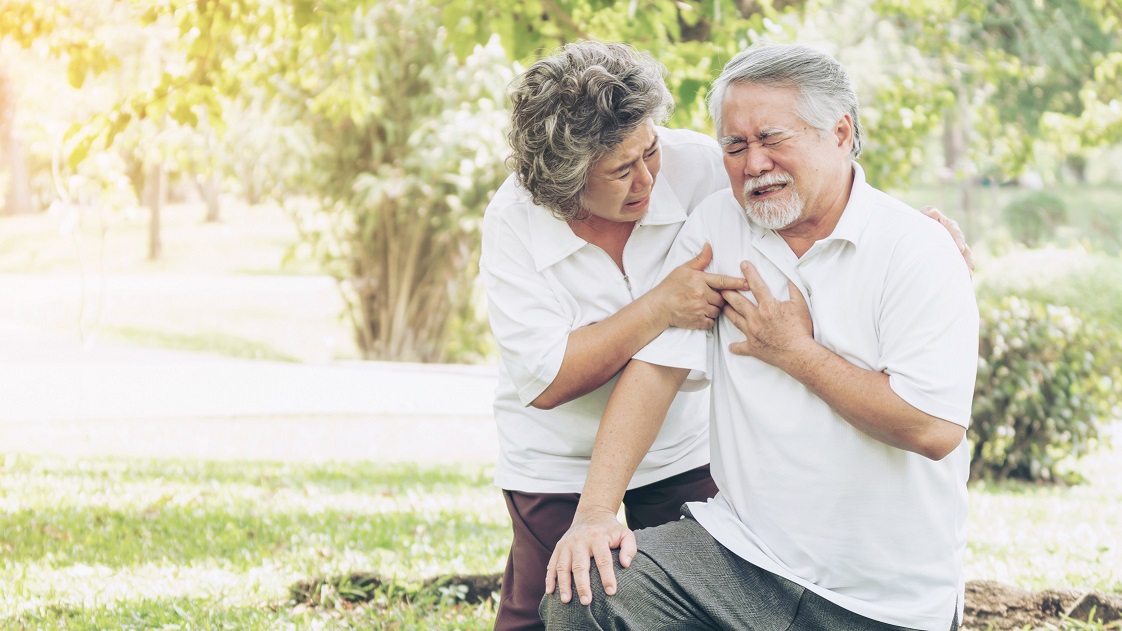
[743,146,774,178]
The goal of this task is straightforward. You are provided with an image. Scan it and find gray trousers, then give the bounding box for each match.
[539,508,958,631]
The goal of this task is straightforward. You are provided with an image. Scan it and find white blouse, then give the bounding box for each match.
[480,127,727,493]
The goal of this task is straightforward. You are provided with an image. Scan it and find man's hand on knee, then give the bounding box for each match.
[545,506,638,605]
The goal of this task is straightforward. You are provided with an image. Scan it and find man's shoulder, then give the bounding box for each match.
[861,187,956,251]
[689,188,741,223]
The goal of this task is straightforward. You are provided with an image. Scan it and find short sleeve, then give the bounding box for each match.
[480,210,573,406]
[880,237,980,427]
[632,198,717,390]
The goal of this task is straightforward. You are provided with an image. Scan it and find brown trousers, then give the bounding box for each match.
[493,465,718,631]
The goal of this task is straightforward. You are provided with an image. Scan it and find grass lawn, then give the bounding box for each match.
[2,441,1120,630]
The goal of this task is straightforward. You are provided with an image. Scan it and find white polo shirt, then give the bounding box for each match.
[480,127,728,493]
[635,163,979,630]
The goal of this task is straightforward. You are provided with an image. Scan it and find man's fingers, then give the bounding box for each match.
[619,531,638,568]
[592,541,617,598]
[727,340,753,356]
[703,272,750,291]
[721,289,755,318]
[683,242,714,271]
[740,261,776,305]
[721,303,746,332]
[786,280,808,309]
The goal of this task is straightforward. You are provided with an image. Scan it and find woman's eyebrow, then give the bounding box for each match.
[607,137,660,174]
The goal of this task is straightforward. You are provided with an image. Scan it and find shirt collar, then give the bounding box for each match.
[824,161,874,248]
[749,161,873,266]
[526,171,687,272]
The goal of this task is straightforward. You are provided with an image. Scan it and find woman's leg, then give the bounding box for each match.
[495,490,580,631]
[622,464,717,530]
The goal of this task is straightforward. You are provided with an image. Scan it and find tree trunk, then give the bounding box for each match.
[1,72,33,216]
[196,174,221,222]
[955,87,974,236]
[143,164,166,260]
[942,80,975,238]
[3,127,33,215]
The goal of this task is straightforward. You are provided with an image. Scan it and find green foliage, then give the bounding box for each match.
[1001,191,1069,247]
[970,295,1122,482]
[0,0,118,85]
[874,0,1122,178]
[976,248,1122,329]
[442,0,796,132]
[276,0,512,362]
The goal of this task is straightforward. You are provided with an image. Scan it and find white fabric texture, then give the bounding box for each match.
[634,163,979,630]
[480,127,727,493]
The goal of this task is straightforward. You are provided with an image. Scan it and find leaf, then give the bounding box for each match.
[67,131,98,170]
[294,0,315,27]
[65,51,87,88]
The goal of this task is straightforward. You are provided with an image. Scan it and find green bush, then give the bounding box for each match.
[970,296,1122,482]
[976,250,1122,335]
[1001,191,1068,247]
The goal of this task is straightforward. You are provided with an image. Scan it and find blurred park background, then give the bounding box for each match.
[1,0,1122,629]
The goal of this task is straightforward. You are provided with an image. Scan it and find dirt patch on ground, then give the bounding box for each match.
[964,580,1122,629]
[290,573,1122,628]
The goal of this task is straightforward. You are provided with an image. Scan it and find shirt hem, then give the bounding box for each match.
[494,449,710,495]
[688,497,958,631]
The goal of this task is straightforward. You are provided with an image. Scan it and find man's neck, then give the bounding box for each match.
[778,164,855,258]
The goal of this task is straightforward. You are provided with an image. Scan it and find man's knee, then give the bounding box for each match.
[538,562,612,630]
[539,590,592,630]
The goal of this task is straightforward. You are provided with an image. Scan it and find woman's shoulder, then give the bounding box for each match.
[656,127,719,153]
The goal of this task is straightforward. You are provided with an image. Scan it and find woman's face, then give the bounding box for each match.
[579,119,661,223]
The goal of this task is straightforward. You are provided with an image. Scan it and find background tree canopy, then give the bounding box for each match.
[1,0,1121,367]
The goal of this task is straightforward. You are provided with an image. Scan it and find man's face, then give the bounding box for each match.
[580,118,662,224]
[719,83,850,230]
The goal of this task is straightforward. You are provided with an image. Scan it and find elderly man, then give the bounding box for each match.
[541,43,978,631]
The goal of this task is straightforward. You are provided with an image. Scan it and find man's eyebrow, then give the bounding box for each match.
[719,128,791,148]
[757,128,785,139]
[608,136,660,174]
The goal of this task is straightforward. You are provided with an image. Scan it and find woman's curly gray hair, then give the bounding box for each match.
[507,41,674,221]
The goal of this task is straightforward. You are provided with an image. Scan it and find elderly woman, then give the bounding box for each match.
[480,41,741,631]
[480,41,968,631]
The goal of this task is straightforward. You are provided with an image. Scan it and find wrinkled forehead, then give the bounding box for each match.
[590,119,658,175]
[718,83,803,136]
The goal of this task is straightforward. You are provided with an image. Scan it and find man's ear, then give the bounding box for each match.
[834,114,854,152]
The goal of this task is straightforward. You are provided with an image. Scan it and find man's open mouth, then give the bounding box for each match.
[752,183,787,196]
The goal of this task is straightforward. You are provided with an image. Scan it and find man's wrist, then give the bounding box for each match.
[777,337,827,379]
